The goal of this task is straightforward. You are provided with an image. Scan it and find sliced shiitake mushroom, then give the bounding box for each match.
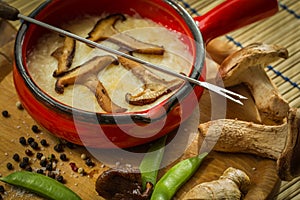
[55,55,126,113]
[118,55,184,106]
[51,35,76,77]
[86,14,165,55]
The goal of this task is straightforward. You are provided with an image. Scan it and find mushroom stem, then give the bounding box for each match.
[199,119,287,160]
[87,14,164,55]
[199,108,300,181]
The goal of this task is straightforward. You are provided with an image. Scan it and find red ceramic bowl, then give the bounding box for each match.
[13,0,278,148]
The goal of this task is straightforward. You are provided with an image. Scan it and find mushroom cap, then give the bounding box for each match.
[219,43,288,86]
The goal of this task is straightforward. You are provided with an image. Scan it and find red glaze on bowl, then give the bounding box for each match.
[13,0,278,148]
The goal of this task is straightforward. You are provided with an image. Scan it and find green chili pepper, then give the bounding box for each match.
[0,171,81,200]
[139,135,167,190]
[150,152,208,200]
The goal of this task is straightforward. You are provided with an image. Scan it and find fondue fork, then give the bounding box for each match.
[0,2,247,105]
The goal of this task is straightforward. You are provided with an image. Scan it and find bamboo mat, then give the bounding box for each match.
[1,0,300,199]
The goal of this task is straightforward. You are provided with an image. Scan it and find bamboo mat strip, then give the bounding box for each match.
[181,0,300,110]
[2,0,300,199]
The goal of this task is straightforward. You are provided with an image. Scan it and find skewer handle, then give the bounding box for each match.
[0,2,20,21]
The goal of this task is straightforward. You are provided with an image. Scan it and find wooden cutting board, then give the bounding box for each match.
[0,20,279,200]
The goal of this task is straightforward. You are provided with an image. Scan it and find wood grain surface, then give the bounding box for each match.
[2,0,299,198]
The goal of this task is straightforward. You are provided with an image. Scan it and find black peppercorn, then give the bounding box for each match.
[40,139,48,147]
[40,159,47,167]
[1,110,9,118]
[0,185,4,193]
[59,153,68,161]
[46,163,53,171]
[19,161,27,169]
[19,136,27,145]
[6,162,13,170]
[25,149,33,156]
[37,169,44,174]
[22,157,29,164]
[25,166,33,172]
[27,137,34,144]
[54,143,63,152]
[47,171,56,179]
[12,153,20,162]
[66,142,75,149]
[85,158,94,167]
[56,175,64,183]
[36,152,43,160]
[30,141,39,150]
[31,125,40,133]
[48,154,56,161]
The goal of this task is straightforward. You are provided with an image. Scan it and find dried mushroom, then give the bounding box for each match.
[218,43,289,124]
[183,167,250,200]
[199,108,300,181]
[206,36,240,65]
[118,55,184,106]
[51,35,76,77]
[55,55,127,113]
[95,168,152,200]
[86,14,164,55]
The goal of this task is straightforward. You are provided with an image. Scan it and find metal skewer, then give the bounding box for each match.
[0,2,247,105]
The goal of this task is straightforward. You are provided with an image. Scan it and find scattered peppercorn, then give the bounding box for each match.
[30,141,39,150]
[78,167,84,174]
[25,149,33,156]
[54,143,63,152]
[37,169,44,174]
[66,142,75,149]
[31,125,40,133]
[22,157,29,164]
[48,154,56,161]
[80,153,87,160]
[46,163,53,171]
[40,139,48,147]
[16,101,24,110]
[19,136,27,145]
[40,159,47,167]
[85,158,94,167]
[0,185,4,193]
[1,110,9,118]
[6,162,13,170]
[47,171,56,179]
[12,153,20,162]
[36,152,43,160]
[70,162,78,172]
[19,161,27,169]
[60,153,68,161]
[56,175,64,183]
[25,166,33,172]
[27,137,34,144]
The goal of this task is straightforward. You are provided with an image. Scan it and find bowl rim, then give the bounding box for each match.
[14,0,205,125]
